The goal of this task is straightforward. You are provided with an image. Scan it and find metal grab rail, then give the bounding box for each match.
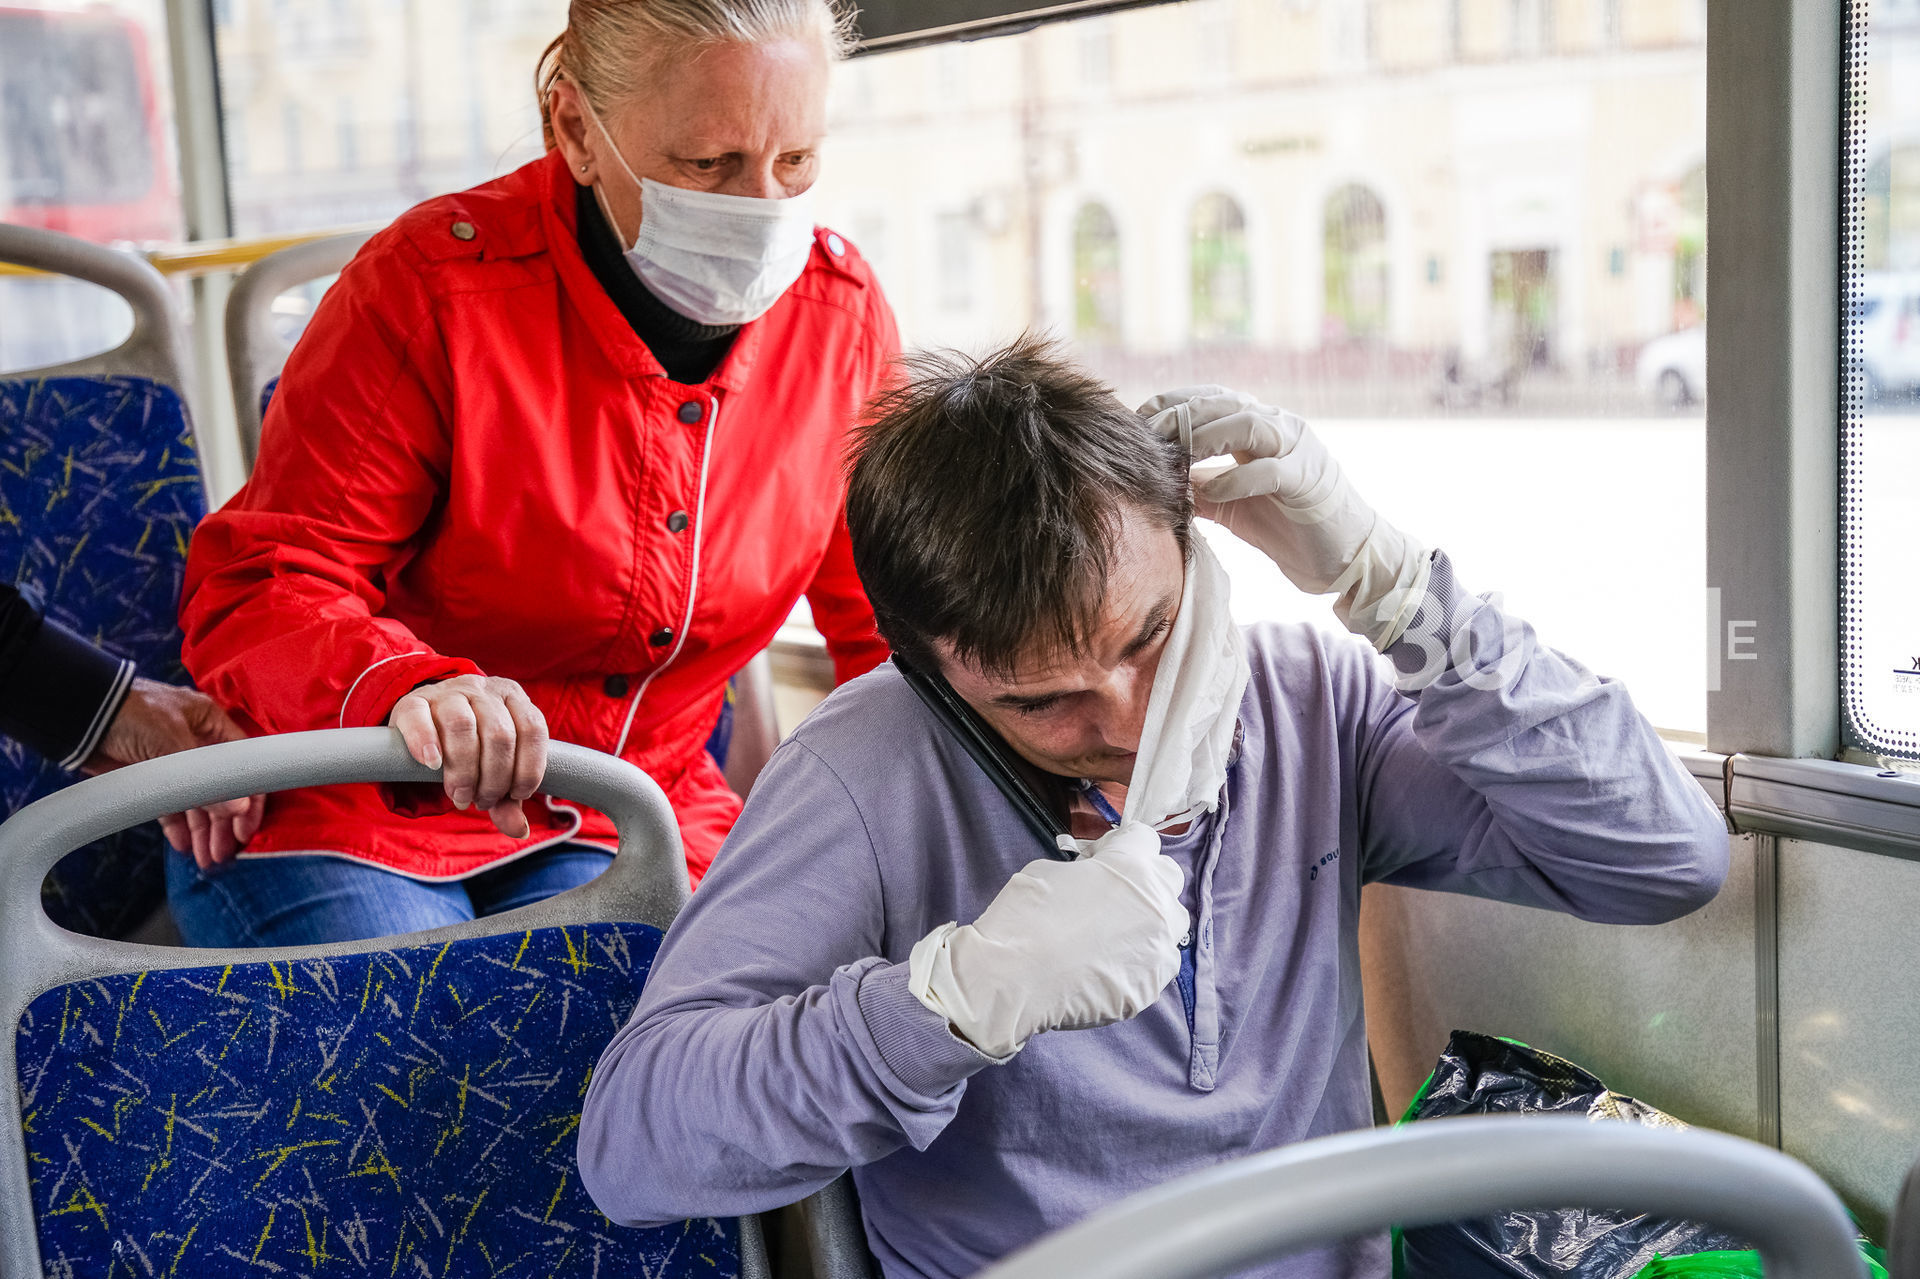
[974,1116,1866,1279]
[0,727,688,982]
[0,224,385,281]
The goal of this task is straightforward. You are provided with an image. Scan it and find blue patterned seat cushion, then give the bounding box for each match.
[0,376,205,939]
[17,923,738,1277]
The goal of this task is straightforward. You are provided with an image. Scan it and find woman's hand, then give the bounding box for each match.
[85,678,268,872]
[388,675,548,839]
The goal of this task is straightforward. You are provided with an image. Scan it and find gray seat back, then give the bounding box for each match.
[974,1116,1865,1279]
[0,223,190,390]
[0,728,772,1278]
[793,1173,879,1279]
[1891,1152,1920,1278]
[223,230,373,468]
[0,223,204,939]
[724,651,782,798]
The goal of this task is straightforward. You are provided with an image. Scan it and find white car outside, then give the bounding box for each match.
[1859,272,1920,400]
[1635,326,1706,409]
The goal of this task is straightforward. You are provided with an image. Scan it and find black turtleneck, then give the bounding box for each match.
[575,181,739,385]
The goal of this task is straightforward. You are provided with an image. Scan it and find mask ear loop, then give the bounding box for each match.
[578,92,648,253]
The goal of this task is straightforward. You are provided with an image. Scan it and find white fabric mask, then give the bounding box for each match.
[1060,536,1251,856]
[584,102,817,326]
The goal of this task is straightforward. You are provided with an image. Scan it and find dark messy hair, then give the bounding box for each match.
[846,334,1192,677]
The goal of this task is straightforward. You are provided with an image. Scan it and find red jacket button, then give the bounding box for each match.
[677,400,703,424]
[649,627,675,647]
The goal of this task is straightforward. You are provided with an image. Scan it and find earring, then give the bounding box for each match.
[579,163,590,173]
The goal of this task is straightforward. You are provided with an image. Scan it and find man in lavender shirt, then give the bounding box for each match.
[577,337,1729,1278]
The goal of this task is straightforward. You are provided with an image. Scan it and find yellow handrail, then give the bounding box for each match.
[0,224,384,280]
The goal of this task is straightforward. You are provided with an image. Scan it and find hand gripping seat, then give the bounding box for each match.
[0,224,203,940]
[0,728,769,1278]
[974,1116,1865,1279]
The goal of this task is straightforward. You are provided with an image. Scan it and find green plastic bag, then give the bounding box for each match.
[1391,1031,1889,1279]
[1630,1246,1888,1278]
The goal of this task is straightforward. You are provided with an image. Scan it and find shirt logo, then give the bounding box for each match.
[1308,849,1341,881]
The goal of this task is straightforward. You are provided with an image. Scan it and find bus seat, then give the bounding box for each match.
[722,651,781,798]
[0,727,770,1279]
[0,223,203,941]
[1890,1153,1920,1278]
[790,1172,880,1279]
[223,230,372,471]
[973,1117,1865,1279]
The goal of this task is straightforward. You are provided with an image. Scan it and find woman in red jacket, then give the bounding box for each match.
[171,0,892,946]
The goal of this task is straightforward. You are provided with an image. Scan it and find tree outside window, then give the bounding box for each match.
[1672,163,1706,328]
[1190,192,1250,342]
[1322,184,1389,342]
[1865,144,1920,271]
[1073,202,1123,344]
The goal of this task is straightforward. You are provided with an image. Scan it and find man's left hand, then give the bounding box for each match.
[85,679,266,871]
[1139,385,1430,650]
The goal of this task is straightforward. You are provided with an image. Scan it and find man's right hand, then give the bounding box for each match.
[388,675,548,839]
[908,824,1188,1060]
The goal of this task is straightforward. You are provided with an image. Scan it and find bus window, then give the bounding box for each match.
[1842,0,1920,760]
[814,0,1710,736]
[0,5,179,243]
[0,3,178,374]
[211,0,567,237]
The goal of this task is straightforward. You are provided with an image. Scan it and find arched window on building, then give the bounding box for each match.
[1322,184,1389,342]
[1673,163,1706,329]
[1190,193,1250,342]
[1866,144,1920,272]
[1073,202,1123,344]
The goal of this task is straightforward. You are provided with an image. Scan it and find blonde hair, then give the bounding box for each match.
[537,0,856,149]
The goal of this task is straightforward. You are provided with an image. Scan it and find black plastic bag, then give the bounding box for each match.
[1391,1030,1750,1279]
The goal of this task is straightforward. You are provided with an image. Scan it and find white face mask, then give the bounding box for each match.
[1058,536,1251,856]
[584,101,818,327]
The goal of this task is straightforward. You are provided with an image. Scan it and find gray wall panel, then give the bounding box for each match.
[1362,834,1759,1138]
[1778,838,1920,1240]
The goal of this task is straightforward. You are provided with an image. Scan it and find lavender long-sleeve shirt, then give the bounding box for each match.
[578,565,1729,1278]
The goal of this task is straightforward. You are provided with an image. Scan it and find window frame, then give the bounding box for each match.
[840,0,1920,853]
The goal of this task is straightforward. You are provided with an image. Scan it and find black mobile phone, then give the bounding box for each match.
[891,654,1073,857]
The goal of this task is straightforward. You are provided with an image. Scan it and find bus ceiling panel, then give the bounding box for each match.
[853,0,1175,52]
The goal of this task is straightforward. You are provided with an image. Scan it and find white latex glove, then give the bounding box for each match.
[1139,385,1431,650]
[909,824,1188,1060]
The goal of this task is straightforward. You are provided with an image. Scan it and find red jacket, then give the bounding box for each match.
[180,150,895,884]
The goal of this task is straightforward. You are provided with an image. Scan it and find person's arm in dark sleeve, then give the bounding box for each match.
[0,582,135,771]
[1352,551,1729,923]
[578,739,995,1226]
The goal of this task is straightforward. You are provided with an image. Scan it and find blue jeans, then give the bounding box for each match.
[165,844,614,948]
